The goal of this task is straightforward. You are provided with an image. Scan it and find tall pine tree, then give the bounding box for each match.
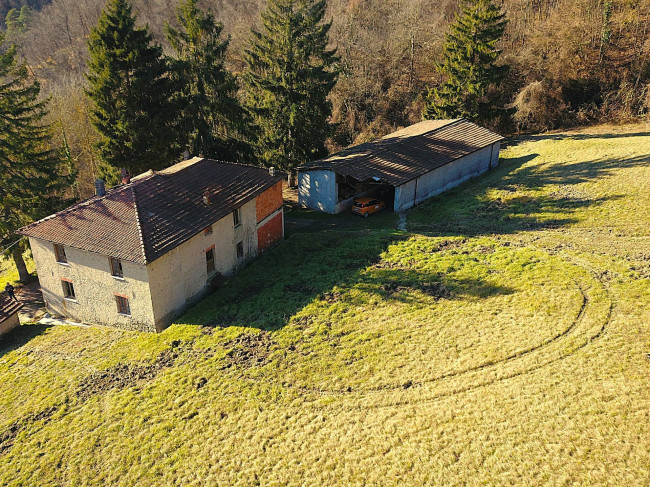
[423,0,509,124]
[0,35,74,281]
[86,0,179,179]
[243,0,338,172]
[165,0,250,161]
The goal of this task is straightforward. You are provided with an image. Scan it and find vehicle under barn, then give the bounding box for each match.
[297,119,503,213]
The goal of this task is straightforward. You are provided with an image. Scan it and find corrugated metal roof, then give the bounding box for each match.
[300,119,503,186]
[17,158,285,264]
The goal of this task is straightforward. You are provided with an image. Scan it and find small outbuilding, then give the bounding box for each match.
[298,119,503,213]
[0,296,23,337]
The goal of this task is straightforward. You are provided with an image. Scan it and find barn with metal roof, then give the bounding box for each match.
[297,119,503,214]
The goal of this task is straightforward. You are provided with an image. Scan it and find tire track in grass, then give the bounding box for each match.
[276,250,613,407]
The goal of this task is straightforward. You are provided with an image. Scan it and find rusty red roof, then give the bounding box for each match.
[0,296,23,322]
[299,119,503,185]
[17,158,285,264]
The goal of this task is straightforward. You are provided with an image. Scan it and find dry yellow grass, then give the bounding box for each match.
[1,124,649,485]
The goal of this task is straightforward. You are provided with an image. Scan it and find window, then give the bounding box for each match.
[62,280,76,300]
[54,244,67,263]
[115,295,130,315]
[233,207,241,228]
[109,257,123,278]
[206,247,215,274]
[236,241,244,260]
[204,225,213,236]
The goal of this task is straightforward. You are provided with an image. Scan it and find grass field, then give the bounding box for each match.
[1,124,650,486]
[0,253,35,290]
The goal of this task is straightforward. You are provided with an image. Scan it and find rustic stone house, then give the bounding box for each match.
[0,296,22,337]
[298,119,503,213]
[18,157,285,332]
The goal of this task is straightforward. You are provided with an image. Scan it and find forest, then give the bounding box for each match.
[2,0,650,196]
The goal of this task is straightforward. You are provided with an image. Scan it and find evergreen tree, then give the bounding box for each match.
[6,5,32,37]
[423,0,509,124]
[243,0,339,171]
[86,0,179,179]
[165,0,250,161]
[0,35,74,281]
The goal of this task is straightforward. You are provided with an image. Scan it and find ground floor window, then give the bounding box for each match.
[236,241,244,260]
[206,246,216,274]
[115,295,130,315]
[61,280,75,299]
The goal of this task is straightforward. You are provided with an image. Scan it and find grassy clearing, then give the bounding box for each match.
[0,252,35,290]
[1,124,650,485]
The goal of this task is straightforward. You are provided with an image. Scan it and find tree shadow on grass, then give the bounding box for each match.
[179,228,515,331]
[408,147,644,236]
[351,267,515,305]
[179,229,406,331]
[0,324,52,359]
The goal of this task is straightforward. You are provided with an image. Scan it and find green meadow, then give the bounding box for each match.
[1,123,649,486]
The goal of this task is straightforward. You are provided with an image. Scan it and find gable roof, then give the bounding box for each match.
[0,296,23,322]
[17,158,284,265]
[299,119,503,186]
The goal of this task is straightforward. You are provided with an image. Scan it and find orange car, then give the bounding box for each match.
[352,197,386,217]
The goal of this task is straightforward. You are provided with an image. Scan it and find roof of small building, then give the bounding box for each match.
[299,119,504,186]
[0,296,23,322]
[17,158,285,265]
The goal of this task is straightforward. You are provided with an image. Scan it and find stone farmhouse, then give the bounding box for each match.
[18,158,285,332]
[298,119,503,213]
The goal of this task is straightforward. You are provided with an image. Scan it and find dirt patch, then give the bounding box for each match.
[0,406,57,456]
[475,246,496,255]
[474,198,509,214]
[321,291,343,303]
[433,239,468,252]
[381,281,451,299]
[418,282,452,299]
[292,315,315,329]
[224,332,273,368]
[76,348,179,400]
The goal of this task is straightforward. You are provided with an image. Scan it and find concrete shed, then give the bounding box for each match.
[0,296,23,337]
[298,119,503,213]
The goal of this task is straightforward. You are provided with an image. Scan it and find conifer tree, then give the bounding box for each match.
[0,35,74,281]
[166,0,250,161]
[243,0,339,171]
[86,0,179,179]
[423,0,509,124]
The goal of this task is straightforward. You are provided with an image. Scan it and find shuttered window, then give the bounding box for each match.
[115,295,130,315]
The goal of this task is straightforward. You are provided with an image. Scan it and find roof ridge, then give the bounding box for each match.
[130,184,148,265]
[309,119,461,166]
[380,118,463,154]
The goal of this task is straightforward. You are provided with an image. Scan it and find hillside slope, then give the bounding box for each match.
[1,123,649,485]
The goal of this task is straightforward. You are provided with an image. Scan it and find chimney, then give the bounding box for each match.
[183,150,190,160]
[269,167,275,176]
[202,190,211,206]
[121,168,131,185]
[95,179,106,197]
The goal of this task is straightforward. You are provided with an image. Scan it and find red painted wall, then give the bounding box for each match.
[257,212,283,253]
[256,181,283,223]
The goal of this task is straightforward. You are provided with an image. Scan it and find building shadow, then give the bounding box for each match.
[0,324,53,359]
